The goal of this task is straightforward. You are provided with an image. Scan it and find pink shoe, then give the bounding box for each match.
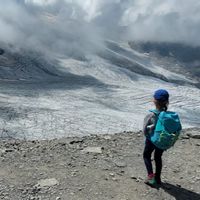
[145,173,156,185]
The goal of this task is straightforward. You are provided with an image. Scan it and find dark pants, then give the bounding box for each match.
[143,138,164,179]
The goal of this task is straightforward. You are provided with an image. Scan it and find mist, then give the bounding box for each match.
[0,0,103,58]
[0,0,200,57]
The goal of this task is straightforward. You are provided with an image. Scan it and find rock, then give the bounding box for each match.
[195,177,200,181]
[69,139,84,145]
[114,160,127,168]
[135,179,140,183]
[71,171,78,177]
[3,149,14,153]
[81,147,103,154]
[130,176,137,180]
[36,178,59,188]
[181,135,190,139]
[56,197,61,200]
[176,184,182,188]
[137,133,141,137]
[103,135,112,140]
[109,173,115,177]
[0,149,6,155]
[112,177,118,181]
[187,131,200,139]
[173,169,180,173]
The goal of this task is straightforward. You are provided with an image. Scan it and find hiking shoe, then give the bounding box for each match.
[155,177,162,185]
[145,174,156,186]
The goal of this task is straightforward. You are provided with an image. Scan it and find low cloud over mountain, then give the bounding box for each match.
[0,0,200,57]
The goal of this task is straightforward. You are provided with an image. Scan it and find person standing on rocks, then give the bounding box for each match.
[143,89,169,186]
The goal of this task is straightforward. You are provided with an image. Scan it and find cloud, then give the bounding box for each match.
[0,0,103,57]
[0,0,200,58]
[122,0,200,45]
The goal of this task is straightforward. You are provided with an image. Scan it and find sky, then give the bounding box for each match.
[0,0,200,56]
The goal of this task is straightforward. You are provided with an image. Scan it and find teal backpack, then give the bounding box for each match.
[150,110,182,150]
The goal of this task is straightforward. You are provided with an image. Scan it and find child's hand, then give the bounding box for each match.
[147,124,155,132]
[145,125,155,137]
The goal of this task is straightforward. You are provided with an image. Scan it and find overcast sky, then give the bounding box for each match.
[0,0,200,55]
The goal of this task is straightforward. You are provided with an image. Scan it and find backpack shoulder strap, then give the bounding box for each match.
[149,109,160,116]
[148,109,162,128]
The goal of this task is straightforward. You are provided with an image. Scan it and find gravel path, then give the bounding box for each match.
[0,128,200,200]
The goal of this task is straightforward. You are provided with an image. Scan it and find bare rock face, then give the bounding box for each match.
[0,49,61,81]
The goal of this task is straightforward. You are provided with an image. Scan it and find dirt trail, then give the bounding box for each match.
[0,128,199,200]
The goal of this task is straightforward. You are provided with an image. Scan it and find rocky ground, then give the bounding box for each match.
[0,128,199,200]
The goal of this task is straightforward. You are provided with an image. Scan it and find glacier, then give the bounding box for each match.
[0,41,200,140]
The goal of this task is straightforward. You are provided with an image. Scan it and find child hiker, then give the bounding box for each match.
[143,89,169,186]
